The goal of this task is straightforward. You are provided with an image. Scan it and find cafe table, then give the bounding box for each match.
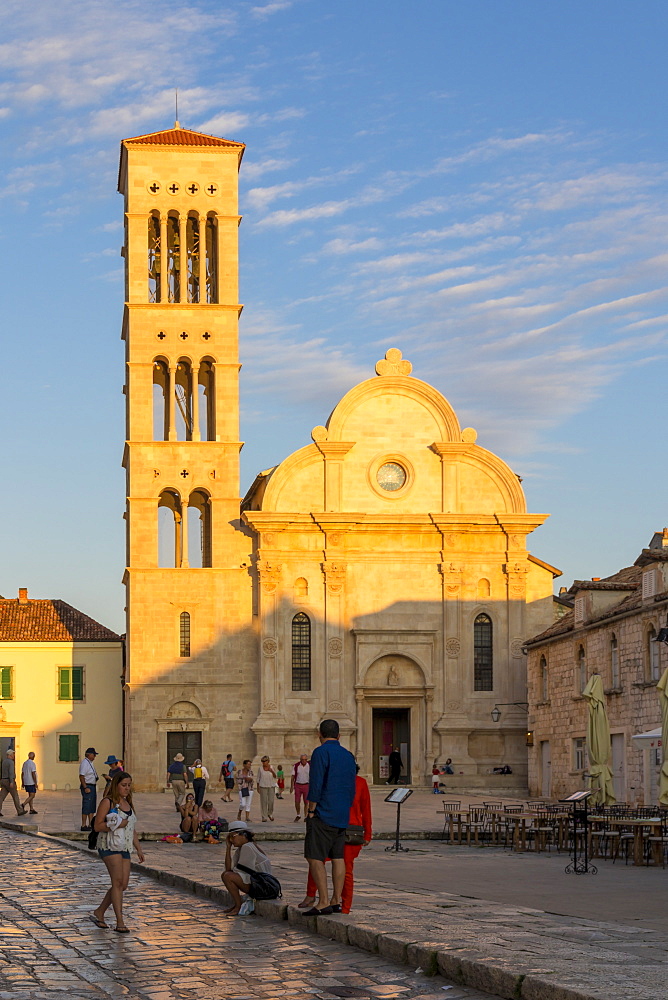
[601,816,663,866]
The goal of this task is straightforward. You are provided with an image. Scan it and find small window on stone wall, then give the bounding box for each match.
[573,737,587,772]
[577,645,586,693]
[540,655,548,702]
[294,577,308,601]
[477,578,491,599]
[610,633,619,688]
[648,626,661,681]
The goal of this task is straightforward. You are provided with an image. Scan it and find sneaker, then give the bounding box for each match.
[17,810,27,816]
[30,810,38,814]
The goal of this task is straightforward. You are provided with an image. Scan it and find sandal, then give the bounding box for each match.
[88,913,108,929]
[113,926,130,934]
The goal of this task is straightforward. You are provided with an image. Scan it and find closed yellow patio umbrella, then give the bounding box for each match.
[657,667,668,807]
[582,672,616,806]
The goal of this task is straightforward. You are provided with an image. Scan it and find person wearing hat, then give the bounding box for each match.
[79,747,99,831]
[221,820,272,917]
[166,753,189,811]
[0,750,27,817]
[102,755,124,796]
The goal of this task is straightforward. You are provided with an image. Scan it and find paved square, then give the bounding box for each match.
[0,830,493,1000]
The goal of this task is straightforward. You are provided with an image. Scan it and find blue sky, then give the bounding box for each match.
[1,0,666,632]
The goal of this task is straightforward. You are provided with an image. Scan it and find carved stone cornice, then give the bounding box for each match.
[322,560,347,594]
[257,560,282,594]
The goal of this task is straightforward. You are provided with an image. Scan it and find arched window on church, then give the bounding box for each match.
[158,489,182,568]
[473,613,493,691]
[179,612,191,657]
[186,213,200,303]
[148,211,161,302]
[294,577,308,601]
[292,612,311,691]
[198,359,215,441]
[167,212,180,303]
[204,214,218,303]
[187,490,212,568]
[153,359,169,441]
[175,359,193,441]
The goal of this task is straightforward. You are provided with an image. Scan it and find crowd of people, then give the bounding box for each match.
[3,724,375,932]
[84,719,372,930]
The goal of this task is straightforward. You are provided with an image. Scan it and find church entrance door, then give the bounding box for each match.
[166,730,202,770]
[372,708,410,785]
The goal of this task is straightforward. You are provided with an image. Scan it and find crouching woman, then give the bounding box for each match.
[90,771,145,933]
[221,820,272,916]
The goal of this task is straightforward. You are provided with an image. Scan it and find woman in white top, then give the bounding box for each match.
[257,755,277,822]
[236,760,254,821]
[221,820,271,916]
[91,771,144,934]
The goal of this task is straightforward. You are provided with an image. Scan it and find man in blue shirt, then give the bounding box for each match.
[302,719,356,915]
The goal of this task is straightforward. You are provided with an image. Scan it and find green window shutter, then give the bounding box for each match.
[59,668,71,700]
[58,734,79,762]
[71,667,84,701]
[0,667,12,699]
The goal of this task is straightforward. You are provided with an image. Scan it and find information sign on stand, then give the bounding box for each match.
[384,787,413,853]
[559,790,597,875]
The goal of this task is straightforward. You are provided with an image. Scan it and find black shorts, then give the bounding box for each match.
[304,814,346,861]
[225,777,235,790]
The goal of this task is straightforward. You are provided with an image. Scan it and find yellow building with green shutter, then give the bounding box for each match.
[0,588,123,790]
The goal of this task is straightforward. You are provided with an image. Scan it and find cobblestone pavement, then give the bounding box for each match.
[0,830,494,1000]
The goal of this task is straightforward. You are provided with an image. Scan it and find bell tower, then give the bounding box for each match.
[118,125,254,788]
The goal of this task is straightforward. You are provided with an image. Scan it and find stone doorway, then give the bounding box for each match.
[372,707,410,784]
[166,730,202,770]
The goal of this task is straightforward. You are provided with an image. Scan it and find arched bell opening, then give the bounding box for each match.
[166,212,180,303]
[187,489,212,568]
[158,489,183,568]
[186,213,200,303]
[204,214,218,303]
[175,358,193,441]
[153,359,169,441]
[198,358,215,441]
[148,211,161,303]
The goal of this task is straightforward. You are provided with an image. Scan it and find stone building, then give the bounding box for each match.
[119,124,557,790]
[0,588,122,789]
[525,531,668,805]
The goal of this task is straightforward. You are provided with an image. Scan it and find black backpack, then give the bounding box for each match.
[236,862,282,900]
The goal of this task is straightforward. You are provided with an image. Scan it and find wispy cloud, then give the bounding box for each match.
[250,1,294,20]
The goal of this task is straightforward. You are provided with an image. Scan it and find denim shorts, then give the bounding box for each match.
[98,849,131,860]
[80,784,97,813]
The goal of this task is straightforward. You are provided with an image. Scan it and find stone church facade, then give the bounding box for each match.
[119,125,557,790]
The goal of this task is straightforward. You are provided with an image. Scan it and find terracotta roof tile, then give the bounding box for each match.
[123,126,244,148]
[0,600,121,642]
[569,564,640,594]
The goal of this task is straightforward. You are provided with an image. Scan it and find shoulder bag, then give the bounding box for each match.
[236,862,282,900]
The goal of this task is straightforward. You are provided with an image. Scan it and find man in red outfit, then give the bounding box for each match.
[298,765,372,914]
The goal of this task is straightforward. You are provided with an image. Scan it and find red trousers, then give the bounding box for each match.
[305,843,362,913]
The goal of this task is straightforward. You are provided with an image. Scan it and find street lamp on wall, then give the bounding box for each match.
[490,702,529,723]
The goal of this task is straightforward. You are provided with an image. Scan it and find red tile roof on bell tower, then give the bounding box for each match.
[122,125,245,149]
